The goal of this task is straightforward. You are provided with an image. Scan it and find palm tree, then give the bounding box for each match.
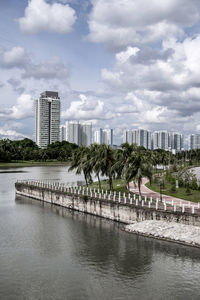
[99,144,115,191]
[89,144,103,190]
[113,143,138,189]
[69,146,92,186]
[124,149,153,195]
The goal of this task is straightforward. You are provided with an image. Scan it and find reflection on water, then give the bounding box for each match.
[1,166,200,300]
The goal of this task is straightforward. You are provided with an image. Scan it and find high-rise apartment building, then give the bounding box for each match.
[66,121,80,145]
[168,132,184,151]
[94,128,113,146]
[59,125,66,142]
[152,131,184,152]
[103,129,113,146]
[66,121,92,146]
[81,124,92,147]
[190,134,200,149]
[35,91,60,148]
[123,129,151,149]
[152,131,169,150]
[94,128,103,144]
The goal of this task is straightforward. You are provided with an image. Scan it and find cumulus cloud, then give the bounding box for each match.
[0,94,33,120]
[102,35,200,93]
[18,0,77,34]
[0,47,29,69]
[0,129,28,140]
[0,46,70,83]
[22,57,69,80]
[62,94,115,120]
[98,32,200,137]
[7,78,25,94]
[88,0,200,49]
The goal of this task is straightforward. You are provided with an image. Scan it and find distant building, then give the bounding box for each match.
[59,125,66,142]
[66,121,92,146]
[103,129,113,147]
[190,134,200,149]
[123,129,151,149]
[94,128,103,144]
[81,123,92,147]
[35,91,60,148]
[168,132,184,152]
[94,128,113,146]
[66,121,80,145]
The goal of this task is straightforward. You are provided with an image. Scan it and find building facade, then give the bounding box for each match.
[94,128,113,146]
[35,91,60,148]
[190,134,200,149]
[66,121,92,146]
[123,129,151,149]
[59,125,66,142]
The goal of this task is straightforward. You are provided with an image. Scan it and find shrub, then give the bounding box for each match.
[82,195,89,202]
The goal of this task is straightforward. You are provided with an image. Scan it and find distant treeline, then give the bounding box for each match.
[1,137,200,166]
[0,138,78,162]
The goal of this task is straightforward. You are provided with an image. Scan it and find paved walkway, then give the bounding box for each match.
[129,178,199,208]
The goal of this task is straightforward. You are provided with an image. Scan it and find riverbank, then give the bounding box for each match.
[0,161,69,168]
[125,221,200,248]
[15,180,200,250]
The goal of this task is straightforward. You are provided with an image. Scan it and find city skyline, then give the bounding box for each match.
[1,1,200,145]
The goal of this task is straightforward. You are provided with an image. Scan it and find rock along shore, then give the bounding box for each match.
[125,221,200,248]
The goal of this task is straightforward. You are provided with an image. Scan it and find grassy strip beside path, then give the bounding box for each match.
[146,181,200,203]
[0,160,69,168]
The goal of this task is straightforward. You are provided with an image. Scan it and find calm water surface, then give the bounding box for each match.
[0,166,200,300]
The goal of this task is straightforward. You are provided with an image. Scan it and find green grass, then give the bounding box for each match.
[0,160,69,168]
[88,178,128,194]
[146,181,200,203]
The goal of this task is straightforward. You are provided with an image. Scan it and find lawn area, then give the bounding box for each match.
[146,181,200,203]
[88,178,128,194]
[0,160,69,168]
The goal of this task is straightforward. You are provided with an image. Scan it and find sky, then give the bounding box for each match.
[1,0,200,145]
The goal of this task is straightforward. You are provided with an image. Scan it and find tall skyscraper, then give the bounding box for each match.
[59,125,66,142]
[35,91,60,148]
[81,123,92,147]
[123,130,133,144]
[103,129,113,146]
[190,134,200,149]
[94,128,103,144]
[168,132,184,151]
[152,131,168,150]
[123,129,151,149]
[66,121,80,145]
[94,128,113,146]
[66,121,92,146]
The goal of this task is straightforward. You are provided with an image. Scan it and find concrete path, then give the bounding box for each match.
[129,178,199,208]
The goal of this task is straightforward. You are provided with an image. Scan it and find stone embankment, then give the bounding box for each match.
[15,180,200,248]
[125,221,200,248]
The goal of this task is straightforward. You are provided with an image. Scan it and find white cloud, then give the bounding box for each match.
[22,57,69,80]
[0,47,29,68]
[62,94,115,120]
[88,0,200,49]
[18,0,77,34]
[0,46,70,84]
[0,129,28,139]
[102,35,200,94]
[116,47,139,64]
[0,94,33,120]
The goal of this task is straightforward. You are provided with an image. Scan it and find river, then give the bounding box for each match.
[0,165,200,300]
